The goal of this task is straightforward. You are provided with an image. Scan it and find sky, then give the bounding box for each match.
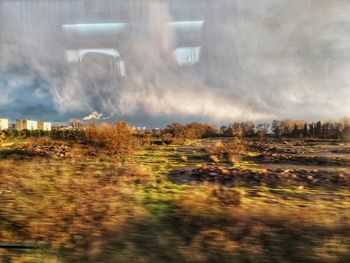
[0,0,350,127]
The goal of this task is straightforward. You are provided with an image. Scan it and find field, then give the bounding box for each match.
[0,134,349,262]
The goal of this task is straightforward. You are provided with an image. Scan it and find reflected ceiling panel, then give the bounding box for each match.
[174,47,202,65]
[62,23,129,34]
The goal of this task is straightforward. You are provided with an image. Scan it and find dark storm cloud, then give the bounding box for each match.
[0,0,349,126]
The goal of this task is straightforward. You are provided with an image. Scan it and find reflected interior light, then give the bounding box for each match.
[65,49,121,63]
[62,21,204,33]
[169,21,204,30]
[66,48,127,77]
[174,46,202,65]
[62,23,128,33]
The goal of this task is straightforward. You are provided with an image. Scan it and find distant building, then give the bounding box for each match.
[0,118,9,130]
[53,125,73,130]
[38,121,52,131]
[132,126,147,132]
[16,119,38,131]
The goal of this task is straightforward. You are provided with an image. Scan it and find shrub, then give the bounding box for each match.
[163,122,218,140]
[1,129,51,139]
[205,139,246,158]
[0,132,5,145]
[79,122,135,155]
[51,129,80,140]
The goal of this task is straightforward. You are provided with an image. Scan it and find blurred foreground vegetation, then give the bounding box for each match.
[0,122,349,262]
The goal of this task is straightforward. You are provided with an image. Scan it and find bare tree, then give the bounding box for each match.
[69,119,84,129]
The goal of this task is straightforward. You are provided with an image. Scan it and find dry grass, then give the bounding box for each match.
[79,122,136,156]
[0,157,153,262]
[0,138,350,262]
[173,185,350,263]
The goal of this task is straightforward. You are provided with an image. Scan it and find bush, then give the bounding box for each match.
[163,122,218,140]
[1,129,51,139]
[79,122,135,155]
[51,129,80,140]
[0,132,5,145]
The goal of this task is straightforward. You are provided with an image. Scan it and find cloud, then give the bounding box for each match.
[83,111,103,121]
[0,0,349,126]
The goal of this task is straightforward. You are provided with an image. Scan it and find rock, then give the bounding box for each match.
[213,141,224,148]
[180,156,188,162]
[228,155,239,164]
[219,167,230,175]
[210,155,220,163]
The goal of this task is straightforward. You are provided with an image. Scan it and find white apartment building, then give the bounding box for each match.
[0,118,9,130]
[16,119,38,131]
[38,121,52,131]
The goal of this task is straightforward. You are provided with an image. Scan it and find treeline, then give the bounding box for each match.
[270,119,350,139]
[1,129,52,139]
[0,128,79,140]
[162,123,217,139]
[157,122,265,140]
[1,118,350,142]
[159,118,350,140]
